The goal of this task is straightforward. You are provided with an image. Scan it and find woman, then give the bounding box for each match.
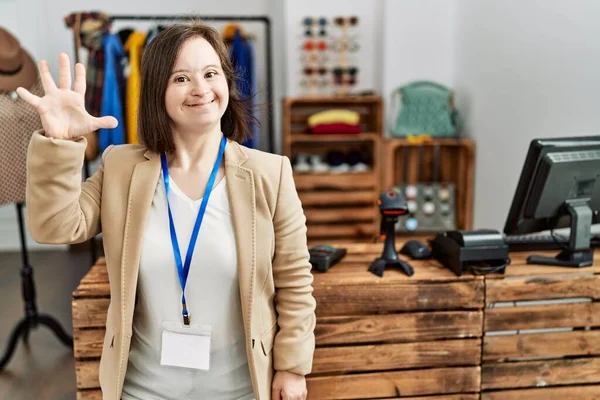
[18,21,316,400]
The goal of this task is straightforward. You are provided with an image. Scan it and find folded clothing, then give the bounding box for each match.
[307,109,360,127]
[309,123,361,134]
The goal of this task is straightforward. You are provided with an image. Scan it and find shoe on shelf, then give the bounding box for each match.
[326,150,350,174]
[346,150,370,173]
[293,153,311,173]
[310,154,330,173]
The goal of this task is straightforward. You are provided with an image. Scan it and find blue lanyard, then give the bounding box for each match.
[160,135,227,325]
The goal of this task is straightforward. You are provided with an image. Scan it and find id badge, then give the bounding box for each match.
[160,321,212,370]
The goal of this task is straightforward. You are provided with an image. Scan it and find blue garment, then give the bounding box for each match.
[230,30,257,148]
[99,34,126,152]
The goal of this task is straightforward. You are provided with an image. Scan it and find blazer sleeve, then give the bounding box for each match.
[271,155,317,376]
[26,130,112,245]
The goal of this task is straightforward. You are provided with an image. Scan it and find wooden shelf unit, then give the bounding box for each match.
[381,138,476,231]
[283,96,383,243]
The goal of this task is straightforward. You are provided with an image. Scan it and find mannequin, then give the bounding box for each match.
[0,26,72,370]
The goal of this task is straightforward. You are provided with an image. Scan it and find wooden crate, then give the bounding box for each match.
[307,242,484,399]
[481,251,600,400]
[282,96,383,244]
[72,259,109,400]
[381,138,475,231]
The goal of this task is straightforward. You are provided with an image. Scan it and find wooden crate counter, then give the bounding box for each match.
[72,243,486,399]
[481,250,600,400]
[307,242,483,399]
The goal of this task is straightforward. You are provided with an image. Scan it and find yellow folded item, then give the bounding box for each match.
[307,109,360,127]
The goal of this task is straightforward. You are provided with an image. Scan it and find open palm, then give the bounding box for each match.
[16,53,117,140]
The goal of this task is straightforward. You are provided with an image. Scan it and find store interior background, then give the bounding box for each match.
[0,0,599,253]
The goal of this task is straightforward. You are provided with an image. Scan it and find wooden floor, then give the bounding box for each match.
[0,247,98,400]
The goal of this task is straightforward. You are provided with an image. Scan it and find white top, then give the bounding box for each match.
[121,174,254,400]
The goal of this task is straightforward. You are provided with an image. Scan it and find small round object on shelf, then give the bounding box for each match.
[407,200,418,214]
[423,201,436,215]
[438,187,451,202]
[405,217,418,231]
[439,202,452,216]
[422,186,434,200]
[405,185,417,199]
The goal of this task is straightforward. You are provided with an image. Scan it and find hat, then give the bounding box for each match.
[0,27,38,92]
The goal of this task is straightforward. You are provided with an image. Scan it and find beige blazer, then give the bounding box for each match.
[25,131,317,400]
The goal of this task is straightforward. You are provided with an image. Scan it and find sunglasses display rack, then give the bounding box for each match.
[283,96,383,245]
[299,16,361,96]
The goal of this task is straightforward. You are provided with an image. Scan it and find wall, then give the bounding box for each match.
[381,0,456,131]
[0,0,285,251]
[454,0,600,230]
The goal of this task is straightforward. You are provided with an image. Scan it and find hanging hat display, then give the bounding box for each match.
[0,27,38,92]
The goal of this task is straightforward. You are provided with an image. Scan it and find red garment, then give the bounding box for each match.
[309,123,361,134]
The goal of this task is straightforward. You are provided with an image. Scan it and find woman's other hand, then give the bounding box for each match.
[271,370,307,400]
[16,53,117,140]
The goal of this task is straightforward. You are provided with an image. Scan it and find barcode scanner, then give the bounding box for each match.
[369,189,415,277]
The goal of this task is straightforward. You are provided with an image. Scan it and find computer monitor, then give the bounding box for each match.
[504,136,600,267]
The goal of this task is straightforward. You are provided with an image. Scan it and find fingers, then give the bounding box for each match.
[94,116,119,131]
[73,63,86,95]
[38,60,57,93]
[271,387,282,400]
[15,87,41,108]
[58,53,72,90]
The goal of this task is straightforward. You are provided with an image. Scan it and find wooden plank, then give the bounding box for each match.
[307,223,377,238]
[311,260,480,285]
[485,302,600,332]
[77,390,103,400]
[486,274,600,303]
[294,173,377,190]
[299,190,375,206]
[488,251,600,277]
[304,207,376,223]
[482,357,600,390]
[75,360,100,390]
[373,395,479,400]
[306,366,480,399]
[72,298,110,329]
[74,329,106,359]
[312,338,481,373]
[314,280,484,316]
[483,330,600,361]
[315,311,483,345]
[481,385,600,400]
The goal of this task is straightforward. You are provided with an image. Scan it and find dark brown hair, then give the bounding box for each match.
[138,18,256,153]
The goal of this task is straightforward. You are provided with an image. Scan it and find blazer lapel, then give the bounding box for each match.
[224,140,256,336]
[120,150,161,331]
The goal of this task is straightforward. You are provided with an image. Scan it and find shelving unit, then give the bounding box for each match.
[381,138,475,232]
[282,96,383,244]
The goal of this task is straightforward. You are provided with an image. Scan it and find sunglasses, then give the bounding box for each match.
[301,40,328,51]
[334,16,359,26]
[303,17,328,27]
[303,67,328,76]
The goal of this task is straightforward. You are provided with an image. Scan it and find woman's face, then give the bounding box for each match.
[165,37,229,133]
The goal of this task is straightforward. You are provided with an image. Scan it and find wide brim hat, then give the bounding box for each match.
[0,27,38,92]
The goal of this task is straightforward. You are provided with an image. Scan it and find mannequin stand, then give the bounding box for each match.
[0,203,73,370]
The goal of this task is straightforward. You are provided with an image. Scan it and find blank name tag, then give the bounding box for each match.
[160,321,212,370]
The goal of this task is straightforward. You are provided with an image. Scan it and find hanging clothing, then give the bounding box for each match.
[99,34,126,152]
[0,79,43,205]
[229,29,257,148]
[124,32,146,144]
[64,11,111,160]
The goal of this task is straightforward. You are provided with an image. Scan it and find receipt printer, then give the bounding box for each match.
[430,229,510,276]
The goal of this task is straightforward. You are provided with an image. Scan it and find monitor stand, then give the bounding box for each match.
[527,200,594,268]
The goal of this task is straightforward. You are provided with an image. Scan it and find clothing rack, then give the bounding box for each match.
[72,14,275,153]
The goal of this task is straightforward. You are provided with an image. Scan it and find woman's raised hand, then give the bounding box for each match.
[16,53,118,140]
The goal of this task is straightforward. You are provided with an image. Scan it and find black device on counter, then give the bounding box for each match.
[430,229,510,276]
[309,245,346,272]
[504,136,600,268]
[369,189,414,277]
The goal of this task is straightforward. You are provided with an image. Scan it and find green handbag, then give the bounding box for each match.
[390,81,460,137]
